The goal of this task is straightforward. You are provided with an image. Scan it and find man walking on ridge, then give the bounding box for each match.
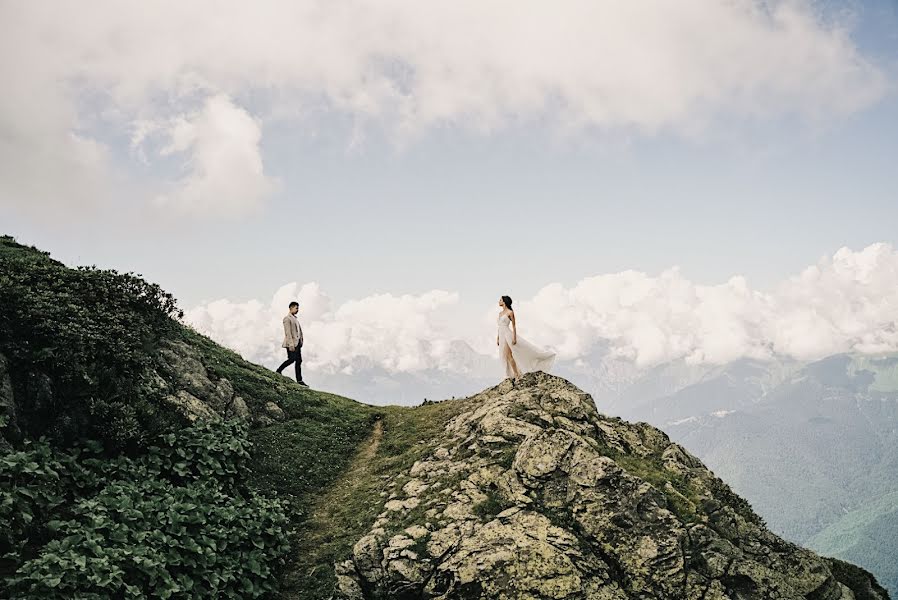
[276,301,308,386]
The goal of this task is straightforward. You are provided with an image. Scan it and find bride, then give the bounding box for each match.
[497,295,555,381]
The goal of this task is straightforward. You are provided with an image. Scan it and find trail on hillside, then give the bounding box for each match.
[353,418,384,465]
[279,417,384,600]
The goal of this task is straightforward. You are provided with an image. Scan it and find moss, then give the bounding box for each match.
[506,403,550,428]
[409,532,432,558]
[599,451,703,525]
[543,505,580,532]
[473,487,511,520]
[494,445,518,470]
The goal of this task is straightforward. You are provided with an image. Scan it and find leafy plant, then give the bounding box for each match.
[0,420,291,599]
[0,236,183,448]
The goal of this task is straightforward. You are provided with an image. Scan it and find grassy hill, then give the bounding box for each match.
[0,235,391,597]
[1,235,890,599]
[0,235,501,598]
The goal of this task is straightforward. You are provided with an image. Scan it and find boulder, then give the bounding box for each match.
[334,372,888,600]
[264,401,286,421]
[163,390,220,422]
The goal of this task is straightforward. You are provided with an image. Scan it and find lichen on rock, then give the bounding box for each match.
[334,372,887,600]
[156,338,282,424]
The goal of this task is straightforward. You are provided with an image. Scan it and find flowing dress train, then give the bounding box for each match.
[497,313,555,378]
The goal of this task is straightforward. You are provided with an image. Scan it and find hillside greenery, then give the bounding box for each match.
[4,235,886,598]
[1,419,290,599]
[0,235,183,449]
[0,235,384,597]
[278,397,474,599]
[809,490,898,596]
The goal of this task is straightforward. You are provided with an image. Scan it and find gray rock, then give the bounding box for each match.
[156,340,258,423]
[227,395,251,419]
[158,340,216,400]
[333,372,888,600]
[209,378,235,413]
[254,415,276,427]
[264,401,286,421]
[163,390,220,422]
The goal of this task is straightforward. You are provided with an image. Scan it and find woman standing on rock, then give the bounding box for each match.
[497,295,555,382]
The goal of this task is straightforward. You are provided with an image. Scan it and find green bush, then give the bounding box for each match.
[0,236,184,448]
[0,420,291,599]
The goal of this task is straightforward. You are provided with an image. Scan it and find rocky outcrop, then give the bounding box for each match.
[0,338,282,447]
[157,339,274,424]
[335,372,888,600]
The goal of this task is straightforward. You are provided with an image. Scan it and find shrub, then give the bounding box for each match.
[0,237,184,448]
[0,420,291,599]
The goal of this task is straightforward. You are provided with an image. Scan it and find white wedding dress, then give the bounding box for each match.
[497,312,555,378]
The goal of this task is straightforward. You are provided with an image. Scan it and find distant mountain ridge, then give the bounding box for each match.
[581,351,898,597]
[2,234,891,598]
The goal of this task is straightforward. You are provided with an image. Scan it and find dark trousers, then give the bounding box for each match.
[276,346,303,382]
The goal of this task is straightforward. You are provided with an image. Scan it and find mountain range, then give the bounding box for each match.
[580,352,898,597]
[1,234,891,598]
[304,343,898,596]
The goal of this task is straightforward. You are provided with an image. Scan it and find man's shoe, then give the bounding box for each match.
[297,380,309,387]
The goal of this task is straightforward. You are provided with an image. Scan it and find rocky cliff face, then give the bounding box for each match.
[155,338,286,426]
[0,337,287,447]
[335,372,888,600]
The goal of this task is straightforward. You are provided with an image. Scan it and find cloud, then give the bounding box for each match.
[184,282,463,373]
[0,3,114,215]
[0,1,889,214]
[185,243,898,379]
[519,243,898,366]
[150,94,277,217]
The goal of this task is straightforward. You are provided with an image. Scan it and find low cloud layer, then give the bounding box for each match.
[185,282,464,373]
[521,243,898,366]
[1,1,888,216]
[186,243,898,376]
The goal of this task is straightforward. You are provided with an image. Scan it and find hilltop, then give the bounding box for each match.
[0,236,889,599]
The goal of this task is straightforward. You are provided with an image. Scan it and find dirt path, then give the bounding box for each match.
[280,417,385,599]
[354,418,383,464]
[305,417,383,523]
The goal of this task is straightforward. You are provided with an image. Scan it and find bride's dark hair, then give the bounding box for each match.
[501,295,513,310]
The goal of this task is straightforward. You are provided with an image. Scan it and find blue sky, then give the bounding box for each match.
[3,1,898,390]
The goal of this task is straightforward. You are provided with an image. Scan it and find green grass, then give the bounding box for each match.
[172,327,385,535]
[0,235,59,265]
[603,452,703,524]
[279,397,474,600]
[143,325,402,597]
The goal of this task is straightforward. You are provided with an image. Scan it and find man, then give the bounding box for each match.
[276,301,308,386]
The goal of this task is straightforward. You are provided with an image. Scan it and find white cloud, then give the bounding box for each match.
[184,282,463,373]
[519,242,898,366]
[185,243,898,380]
[152,94,277,217]
[0,1,889,214]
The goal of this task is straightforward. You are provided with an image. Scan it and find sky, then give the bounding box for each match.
[2,1,898,401]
